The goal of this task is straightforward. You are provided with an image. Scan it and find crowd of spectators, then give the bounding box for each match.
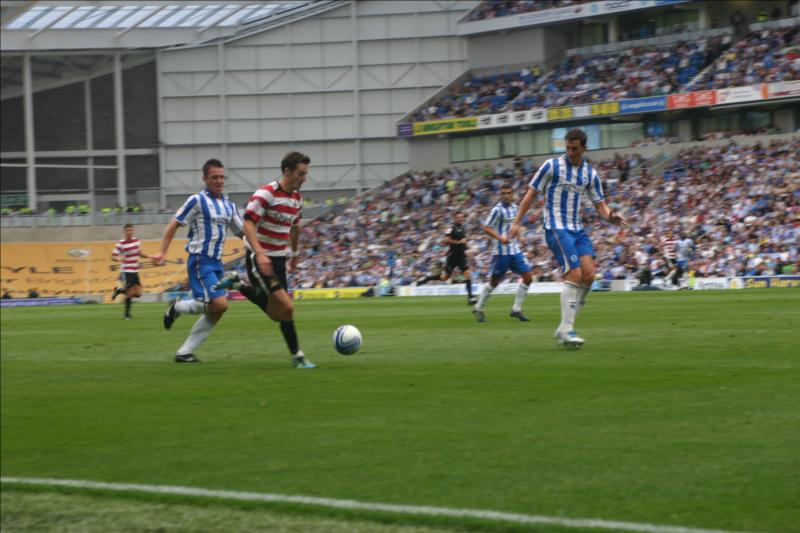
[464,0,590,22]
[588,139,799,281]
[687,27,800,90]
[413,35,727,121]
[412,25,800,122]
[282,137,797,290]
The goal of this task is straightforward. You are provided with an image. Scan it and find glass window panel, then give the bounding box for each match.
[199,5,241,27]
[483,135,500,160]
[28,6,71,29]
[606,122,643,149]
[139,6,179,28]
[115,6,159,28]
[500,132,517,157]
[178,5,223,27]
[159,5,202,27]
[74,7,116,29]
[451,138,468,163]
[517,131,535,156]
[533,130,550,154]
[6,6,48,29]
[94,7,137,28]
[241,5,278,23]
[467,136,483,161]
[52,6,95,29]
[743,110,771,131]
[217,5,260,26]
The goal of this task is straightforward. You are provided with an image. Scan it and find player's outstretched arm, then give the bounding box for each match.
[151,219,181,266]
[595,201,628,227]
[509,187,538,239]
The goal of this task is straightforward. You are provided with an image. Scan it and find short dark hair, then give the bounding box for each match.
[500,183,513,191]
[281,151,310,173]
[203,158,224,177]
[123,223,133,229]
[564,128,587,147]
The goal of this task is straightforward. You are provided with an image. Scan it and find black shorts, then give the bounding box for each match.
[445,256,469,275]
[120,272,141,289]
[245,251,287,295]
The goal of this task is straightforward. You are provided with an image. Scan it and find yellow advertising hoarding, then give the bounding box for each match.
[547,107,574,121]
[293,287,367,299]
[412,117,478,136]
[0,240,245,302]
[590,101,620,116]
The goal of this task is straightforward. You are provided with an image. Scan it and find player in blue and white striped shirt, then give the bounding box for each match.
[151,158,244,363]
[510,129,628,347]
[472,183,534,323]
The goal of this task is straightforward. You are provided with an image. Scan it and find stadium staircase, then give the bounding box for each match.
[685,62,716,90]
[644,151,680,178]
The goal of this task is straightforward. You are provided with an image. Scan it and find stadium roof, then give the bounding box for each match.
[0,0,340,99]
[0,0,324,51]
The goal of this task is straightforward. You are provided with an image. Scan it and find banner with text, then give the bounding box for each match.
[619,95,667,114]
[402,82,794,138]
[716,84,767,105]
[667,90,716,109]
[733,275,800,289]
[412,117,479,136]
[294,287,369,299]
[767,80,800,99]
[397,282,563,297]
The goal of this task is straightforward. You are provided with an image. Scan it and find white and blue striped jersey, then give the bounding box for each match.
[484,202,522,256]
[173,189,244,261]
[529,155,605,230]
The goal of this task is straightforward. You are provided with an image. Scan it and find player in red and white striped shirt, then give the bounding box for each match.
[111,223,151,319]
[240,151,315,368]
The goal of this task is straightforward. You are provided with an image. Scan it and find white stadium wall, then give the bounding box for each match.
[466,25,568,70]
[158,0,477,208]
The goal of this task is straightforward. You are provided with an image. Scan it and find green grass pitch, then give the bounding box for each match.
[2,289,799,532]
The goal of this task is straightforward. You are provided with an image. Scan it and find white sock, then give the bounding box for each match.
[512,283,529,312]
[575,284,590,318]
[475,283,492,310]
[175,299,205,315]
[177,315,215,355]
[558,281,580,332]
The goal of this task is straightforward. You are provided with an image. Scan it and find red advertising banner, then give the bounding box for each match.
[668,91,716,109]
[692,90,716,106]
[668,93,692,109]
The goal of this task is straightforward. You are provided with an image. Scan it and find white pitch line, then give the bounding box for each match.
[1,476,758,533]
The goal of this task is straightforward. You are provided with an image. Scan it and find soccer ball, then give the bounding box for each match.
[333,325,362,355]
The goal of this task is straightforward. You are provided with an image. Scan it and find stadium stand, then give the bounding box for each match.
[412,26,799,121]
[465,1,592,22]
[588,138,798,281]
[0,239,244,300]
[413,36,725,120]
[276,136,798,290]
[686,26,800,90]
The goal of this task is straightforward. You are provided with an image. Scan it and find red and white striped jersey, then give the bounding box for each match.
[113,238,142,272]
[244,180,301,257]
[660,236,677,260]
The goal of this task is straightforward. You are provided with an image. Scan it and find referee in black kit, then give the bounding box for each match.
[441,211,476,305]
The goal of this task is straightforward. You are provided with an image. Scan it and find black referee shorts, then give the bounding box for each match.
[245,251,287,295]
[445,256,469,275]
